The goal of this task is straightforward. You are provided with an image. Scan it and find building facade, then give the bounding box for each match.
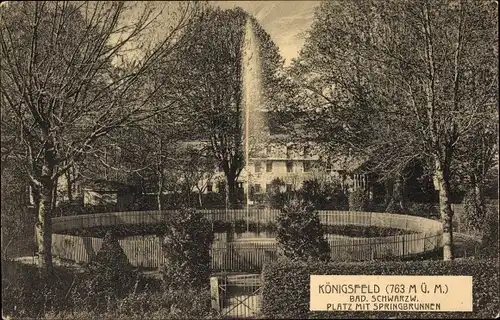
[200,139,371,202]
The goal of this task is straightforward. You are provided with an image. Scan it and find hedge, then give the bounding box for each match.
[261,258,499,319]
[2,259,215,319]
[61,221,411,238]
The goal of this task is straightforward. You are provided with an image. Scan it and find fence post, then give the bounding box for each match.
[402,234,405,257]
[210,276,221,312]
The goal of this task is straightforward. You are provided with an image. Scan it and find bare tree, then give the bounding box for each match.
[0,1,202,272]
[285,0,498,260]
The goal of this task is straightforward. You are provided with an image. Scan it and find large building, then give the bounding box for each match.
[199,137,372,203]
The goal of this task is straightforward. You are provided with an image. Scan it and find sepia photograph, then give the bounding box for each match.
[1,1,498,319]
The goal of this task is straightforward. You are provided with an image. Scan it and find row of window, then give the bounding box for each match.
[254,161,313,173]
[217,161,338,174]
[253,183,293,194]
[205,181,294,193]
[265,145,312,158]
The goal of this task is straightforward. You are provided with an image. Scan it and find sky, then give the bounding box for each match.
[213,1,320,66]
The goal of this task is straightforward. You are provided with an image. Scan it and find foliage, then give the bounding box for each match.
[2,259,216,319]
[462,189,487,232]
[45,289,215,320]
[384,176,407,213]
[1,158,35,259]
[71,231,139,313]
[285,0,498,260]
[348,189,370,212]
[60,219,414,239]
[167,6,285,206]
[276,198,330,262]
[479,208,499,258]
[323,225,414,238]
[160,208,214,290]
[298,178,348,210]
[261,258,499,319]
[2,259,77,318]
[405,202,439,218]
[265,178,287,209]
[385,201,406,214]
[0,0,204,270]
[112,289,215,320]
[265,177,348,210]
[55,202,118,216]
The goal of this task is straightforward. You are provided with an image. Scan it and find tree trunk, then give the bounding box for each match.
[465,174,487,231]
[433,159,454,261]
[157,171,163,212]
[35,136,58,274]
[198,189,203,208]
[36,174,54,273]
[473,175,487,227]
[51,176,58,213]
[65,170,73,202]
[384,178,394,208]
[227,177,238,208]
[385,175,406,213]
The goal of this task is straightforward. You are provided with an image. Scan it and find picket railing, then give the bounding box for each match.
[48,208,443,271]
[52,209,441,234]
[50,233,442,271]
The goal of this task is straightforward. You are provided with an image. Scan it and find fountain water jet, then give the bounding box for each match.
[241,18,268,231]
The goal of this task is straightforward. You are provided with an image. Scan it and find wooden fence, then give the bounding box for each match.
[51,233,442,271]
[52,209,442,234]
[48,209,443,271]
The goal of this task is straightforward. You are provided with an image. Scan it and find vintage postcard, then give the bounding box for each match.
[1,1,498,319]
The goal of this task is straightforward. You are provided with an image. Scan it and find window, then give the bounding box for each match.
[286,161,293,173]
[303,161,311,172]
[254,184,262,194]
[266,145,272,155]
[266,161,273,172]
[286,184,293,192]
[255,161,262,173]
[207,183,213,193]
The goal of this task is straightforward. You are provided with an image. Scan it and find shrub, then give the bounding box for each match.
[112,288,215,319]
[54,200,84,216]
[160,207,214,290]
[479,209,499,258]
[261,258,499,319]
[462,190,487,232]
[298,178,348,210]
[45,289,216,320]
[323,225,414,237]
[2,258,216,319]
[276,198,330,263]
[385,199,406,214]
[348,188,370,211]
[2,259,77,318]
[2,258,217,319]
[406,202,439,218]
[71,231,139,312]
